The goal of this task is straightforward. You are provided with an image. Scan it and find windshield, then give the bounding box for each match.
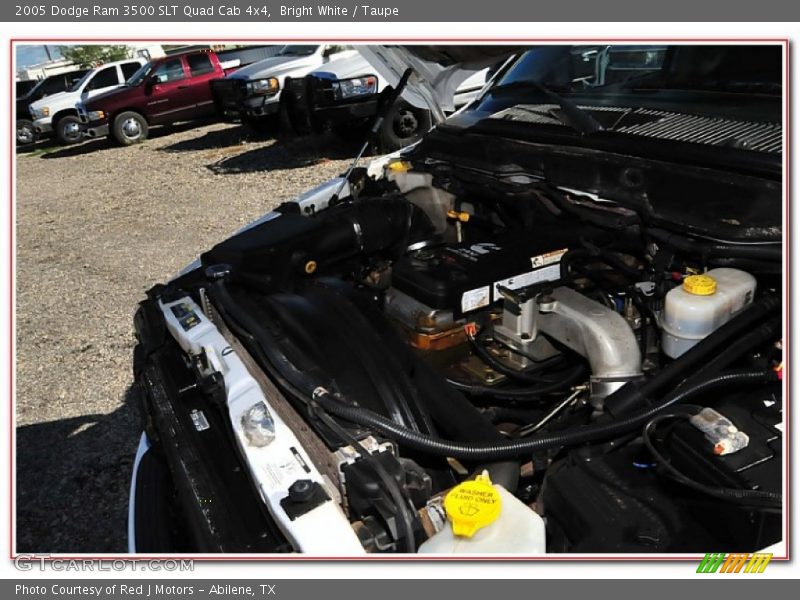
[277,45,318,57]
[126,62,154,86]
[21,78,45,99]
[68,69,94,93]
[477,45,781,122]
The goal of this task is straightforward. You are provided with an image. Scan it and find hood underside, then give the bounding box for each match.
[357,45,521,116]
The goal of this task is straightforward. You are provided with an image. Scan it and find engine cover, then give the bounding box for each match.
[391,232,575,318]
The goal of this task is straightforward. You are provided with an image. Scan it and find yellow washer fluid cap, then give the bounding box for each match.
[444,471,502,538]
[683,274,717,296]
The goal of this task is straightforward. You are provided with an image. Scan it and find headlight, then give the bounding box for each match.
[246,78,279,96]
[31,106,50,119]
[87,110,105,122]
[333,75,378,100]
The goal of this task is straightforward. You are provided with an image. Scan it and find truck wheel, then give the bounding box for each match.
[113,111,149,145]
[16,119,36,146]
[377,100,431,152]
[55,115,83,145]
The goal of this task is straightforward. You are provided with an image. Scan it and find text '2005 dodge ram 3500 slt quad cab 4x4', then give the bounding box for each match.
[129,45,785,555]
[81,50,239,145]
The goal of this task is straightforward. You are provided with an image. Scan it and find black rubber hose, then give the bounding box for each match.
[648,228,781,262]
[313,406,418,552]
[312,369,776,461]
[605,295,780,415]
[643,414,782,508]
[676,317,781,389]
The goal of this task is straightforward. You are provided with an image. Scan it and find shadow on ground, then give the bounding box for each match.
[200,131,362,174]
[15,386,141,553]
[34,121,210,160]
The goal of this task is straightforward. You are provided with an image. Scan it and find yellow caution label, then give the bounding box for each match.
[683,274,717,296]
[444,472,502,538]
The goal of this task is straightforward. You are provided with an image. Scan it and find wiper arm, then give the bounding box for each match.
[531,81,603,135]
[490,81,604,135]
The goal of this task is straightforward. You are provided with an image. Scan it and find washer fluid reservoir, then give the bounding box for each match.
[418,471,546,554]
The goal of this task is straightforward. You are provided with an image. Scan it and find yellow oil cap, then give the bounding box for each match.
[683,274,717,296]
[444,471,502,538]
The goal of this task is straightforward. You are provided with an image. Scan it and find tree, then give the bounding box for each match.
[58,45,131,68]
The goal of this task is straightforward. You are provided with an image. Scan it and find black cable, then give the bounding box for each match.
[313,369,775,461]
[642,414,783,509]
[467,329,570,385]
[647,228,781,263]
[311,402,418,553]
[446,362,588,401]
[605,295,779,416]
[676,317,781,390]
[208,281,418,552]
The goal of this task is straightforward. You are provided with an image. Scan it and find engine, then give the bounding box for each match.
[166,161,783,555]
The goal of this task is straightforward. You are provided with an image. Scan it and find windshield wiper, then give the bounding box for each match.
[490,80,604,135]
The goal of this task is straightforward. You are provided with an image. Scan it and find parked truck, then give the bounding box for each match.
[80,50,239,145]
[28,58,147,144]
[210,44,357,131]
[283,53,492,151]
[16,69,89,146]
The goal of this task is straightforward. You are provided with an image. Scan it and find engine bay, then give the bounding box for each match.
[134,156,783,554]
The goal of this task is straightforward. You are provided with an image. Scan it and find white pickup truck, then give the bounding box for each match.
[282,51,495,151]
[28,57,146,144]
[210,44,357,131]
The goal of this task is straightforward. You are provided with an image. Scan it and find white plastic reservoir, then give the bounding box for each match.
[418,472,546,554]
[662,268,756,359]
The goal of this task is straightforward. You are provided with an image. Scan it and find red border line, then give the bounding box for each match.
[8,36,791,564]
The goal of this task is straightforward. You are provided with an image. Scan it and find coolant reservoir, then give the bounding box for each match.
[418,472,546,554]
[662,268,756,359]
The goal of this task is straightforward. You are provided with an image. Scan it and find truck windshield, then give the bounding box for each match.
[68,70,94,93]
[277,45,318,57]
[478,45,781,122]
[126,62,154,86]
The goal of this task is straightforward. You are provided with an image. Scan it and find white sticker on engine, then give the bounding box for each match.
[461,286,491,313]
[493,264,561,299]
[531,248,568,269]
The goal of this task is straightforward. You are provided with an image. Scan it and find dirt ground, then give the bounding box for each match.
[14,121,355,552]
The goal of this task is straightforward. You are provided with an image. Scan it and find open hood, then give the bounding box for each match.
[357,45,521,118]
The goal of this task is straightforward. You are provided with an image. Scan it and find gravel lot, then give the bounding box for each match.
[15,121,355,553]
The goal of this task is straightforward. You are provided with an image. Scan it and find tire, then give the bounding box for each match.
[55,115,83,145]
[377,100,432,152]
[16,119,36,147]
[112,111,149,146]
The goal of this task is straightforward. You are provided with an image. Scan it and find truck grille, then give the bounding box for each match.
[210,79,248,115]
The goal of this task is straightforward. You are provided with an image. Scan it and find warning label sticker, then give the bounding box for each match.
[461,285,492,313]
[493,263,561,300]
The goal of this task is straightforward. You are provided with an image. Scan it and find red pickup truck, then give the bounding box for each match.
[80,50,237,145]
